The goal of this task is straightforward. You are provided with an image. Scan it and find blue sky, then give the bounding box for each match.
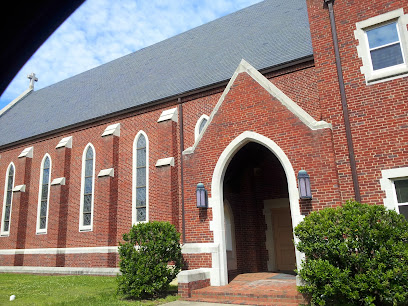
[0,0,262,111]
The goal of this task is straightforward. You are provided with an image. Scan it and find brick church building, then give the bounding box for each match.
[0,0,407,295]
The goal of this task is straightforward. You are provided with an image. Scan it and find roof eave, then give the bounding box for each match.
[0,54,314,151]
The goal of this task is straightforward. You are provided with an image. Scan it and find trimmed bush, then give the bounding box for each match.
[117,221,183,299]
[294,200,408,306]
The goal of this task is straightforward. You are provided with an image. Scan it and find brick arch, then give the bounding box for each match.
[210,131,303,286]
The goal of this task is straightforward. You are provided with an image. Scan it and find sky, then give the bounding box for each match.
[0,0,262,111]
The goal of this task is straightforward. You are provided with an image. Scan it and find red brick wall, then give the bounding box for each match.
[182,253,212,270]
[1,1,405,274]
[307,0,408,204]
[178,278,210,298]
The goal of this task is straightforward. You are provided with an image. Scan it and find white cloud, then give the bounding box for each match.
[0,0,262,110]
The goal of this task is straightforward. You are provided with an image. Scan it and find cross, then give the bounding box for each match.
[27,72,38,89]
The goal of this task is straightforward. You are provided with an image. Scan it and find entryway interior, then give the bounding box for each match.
[223,142,296,281]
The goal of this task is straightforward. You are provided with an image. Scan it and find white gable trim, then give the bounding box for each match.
[0,88,32,117]
[184,59,331,155]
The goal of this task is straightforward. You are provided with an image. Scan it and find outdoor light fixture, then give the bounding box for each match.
[196,183,208,208]
[298,170,312,199]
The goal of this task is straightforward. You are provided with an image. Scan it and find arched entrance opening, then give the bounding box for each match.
[223,142,296,280]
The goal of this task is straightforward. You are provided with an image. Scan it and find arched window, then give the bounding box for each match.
[79,144,95,231]
[1,163,15,235]
[195,114,209,141]
[133,132,149,224]
[37,155,51,234]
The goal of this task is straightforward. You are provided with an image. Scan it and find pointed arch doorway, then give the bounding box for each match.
[223,141,295,280]
[210,131,303,286]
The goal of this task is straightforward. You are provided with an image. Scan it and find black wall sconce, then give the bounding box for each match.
[298,170,312,199]
[196,183,208,208]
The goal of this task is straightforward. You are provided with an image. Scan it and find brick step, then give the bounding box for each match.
[186,296,302,306]
[188,289,306,305]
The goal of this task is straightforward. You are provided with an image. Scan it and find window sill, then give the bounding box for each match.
[79,228,93,232]
[366,64,408,84]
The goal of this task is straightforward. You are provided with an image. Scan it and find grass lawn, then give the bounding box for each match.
[0,273,179,305]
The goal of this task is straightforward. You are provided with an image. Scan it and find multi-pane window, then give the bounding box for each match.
[136,134,147,222]
[80,145,95,230]
[366,22,404,71]
[394,179,408,221]
[2,164,14,234]
[37,156,51,232]
[355,9,408,83]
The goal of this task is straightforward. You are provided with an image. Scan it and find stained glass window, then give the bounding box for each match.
[136,134,147,222]
[82,146,94,227]
[2,165,14,233]
[38,156,51,231]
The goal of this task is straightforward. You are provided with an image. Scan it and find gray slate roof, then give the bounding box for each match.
[0,0,313,147]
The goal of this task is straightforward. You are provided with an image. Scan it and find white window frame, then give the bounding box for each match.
[36,154,52,234]
[132,131,149,225]
[1,163,15,237]
[355,8,408,84]
[195,114,209,142]
[380,167,408,215]
[79,143,96,232]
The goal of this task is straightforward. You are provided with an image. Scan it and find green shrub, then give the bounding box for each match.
[117,221,183,299]
[294,200,408,306]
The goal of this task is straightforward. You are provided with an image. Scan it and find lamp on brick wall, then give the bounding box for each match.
[298,170,312,199]
[196,183,208,208]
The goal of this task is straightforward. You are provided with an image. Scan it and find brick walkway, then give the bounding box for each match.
[185,272,308,305]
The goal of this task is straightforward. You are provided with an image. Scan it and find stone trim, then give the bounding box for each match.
[155,157,175,167]
[209,131,305,286]
[101,123,120,137]
[18,146,33,158]
[0,246,118,255]
[182,243,218,254]
[0,266,119,276]
[158,107,178,123]
[12,185,26,192]
[51,177,66,186]
[380,167,408,211]
[98,168,114,177]
[56,136,72,149]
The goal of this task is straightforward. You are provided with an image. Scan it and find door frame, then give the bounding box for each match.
[210,131,304,286]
